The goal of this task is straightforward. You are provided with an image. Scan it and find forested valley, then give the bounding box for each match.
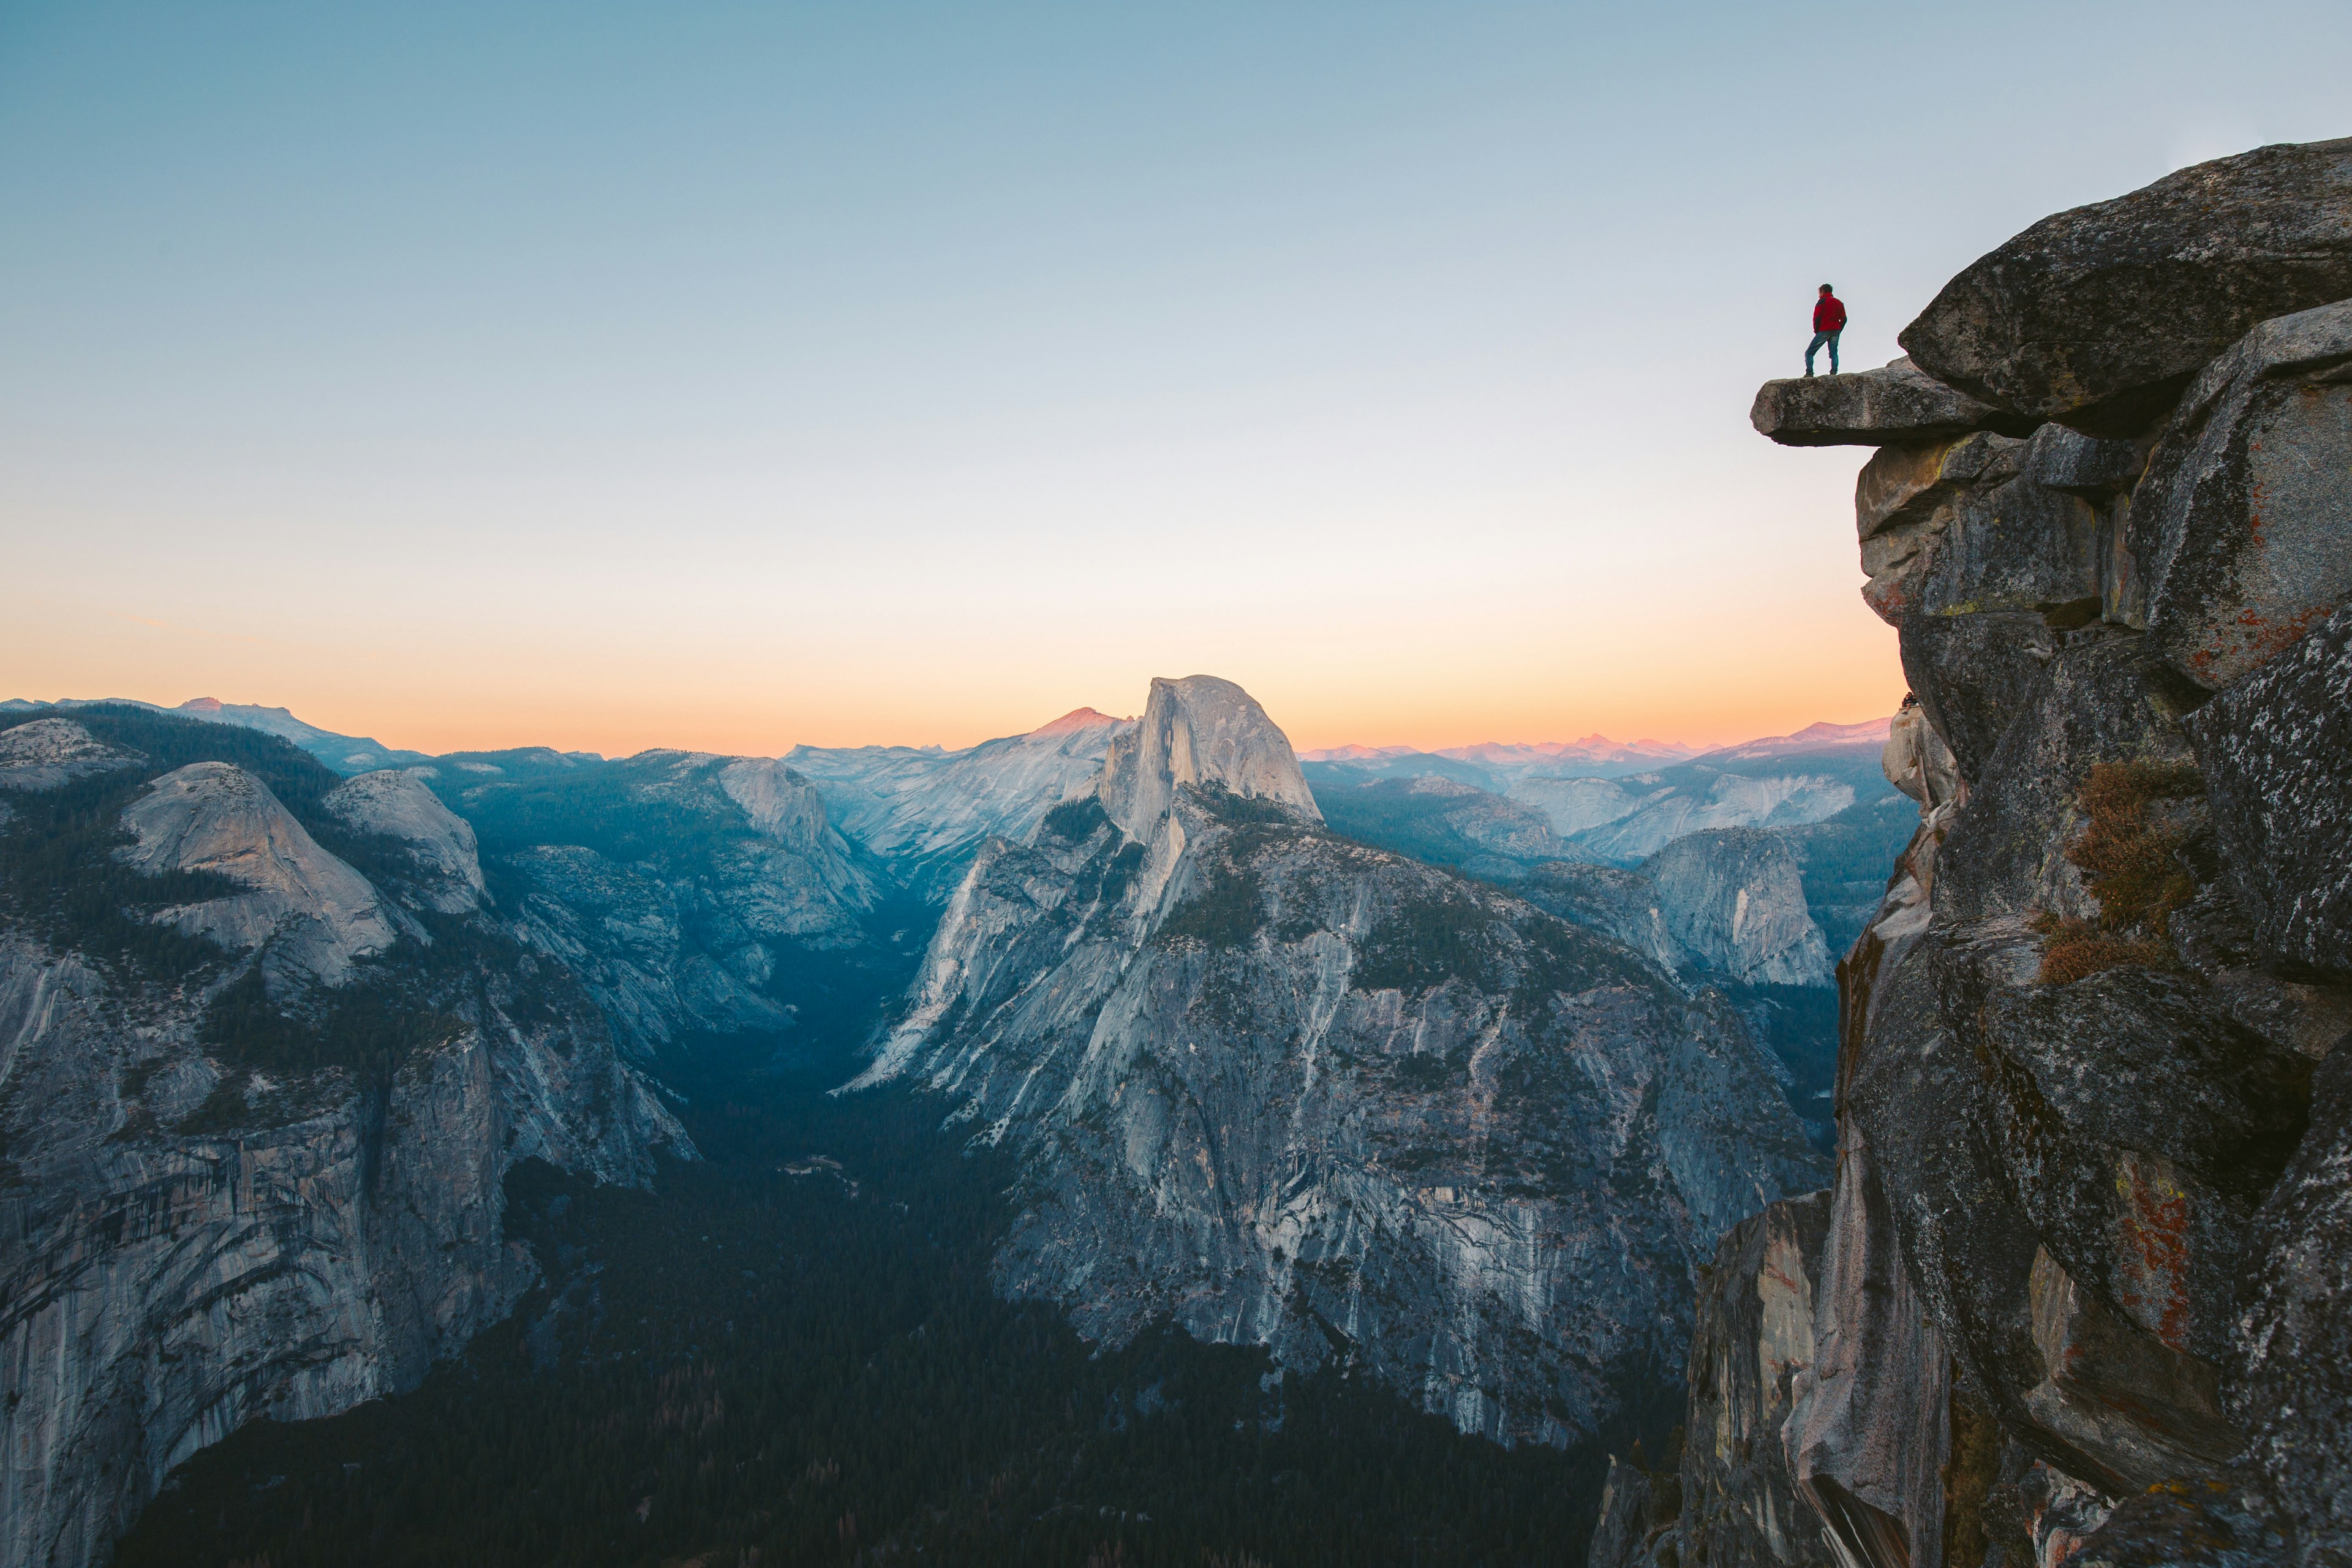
[121,1025,1667,1568]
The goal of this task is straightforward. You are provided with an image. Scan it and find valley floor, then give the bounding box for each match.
[117,1031,1673,1567]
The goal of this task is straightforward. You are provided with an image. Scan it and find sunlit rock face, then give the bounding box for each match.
[855,677,1823,1449]
[118,761,399,986]
[0,710,688,1568]
[788,707,1134,901]
[1695,138,2352,1568]
[1098,674,1321,839]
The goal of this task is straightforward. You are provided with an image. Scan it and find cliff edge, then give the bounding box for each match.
[1613,138,2352,1568]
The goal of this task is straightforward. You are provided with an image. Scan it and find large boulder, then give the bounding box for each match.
[1900,137,2352,437]
[1856,429,2106,639]
[2189,601,2352,978]
[1751,356,2037,447]
[2129,301,2352,690]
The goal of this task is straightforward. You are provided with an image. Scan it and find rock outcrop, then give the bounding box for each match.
[854,677,1825,1450]
[324,767,486,913]
[1098,674,1321,838]
[1683,138,2352,1568]
[0,708,688,1568]
[1646,831,1836,989]
[1523,832,1835,990]
[118,762,399,986]
[1900,137,2352,437]
[2128,302,2352,690]
[1752,357,2039,448]
[0,720,142,793]
[1679,1191,1838,1568]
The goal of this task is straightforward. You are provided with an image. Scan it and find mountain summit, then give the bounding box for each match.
[1099,674,1320,838]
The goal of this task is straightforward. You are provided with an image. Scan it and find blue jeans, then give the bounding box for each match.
[1807,330,1841,374]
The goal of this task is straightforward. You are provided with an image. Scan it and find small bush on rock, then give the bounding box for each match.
[2035,760,2204,984]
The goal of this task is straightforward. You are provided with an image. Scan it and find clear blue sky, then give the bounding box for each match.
[4,2,2345,753]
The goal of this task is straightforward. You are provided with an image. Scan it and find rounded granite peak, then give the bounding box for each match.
[1098,674,1321,839]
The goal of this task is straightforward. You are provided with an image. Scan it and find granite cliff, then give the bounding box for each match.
[1603,137,2352,1568]
[424,747,893,1057]
[788,708,1134,901]
[853,673,1826,1448]
[0,708,688,1568]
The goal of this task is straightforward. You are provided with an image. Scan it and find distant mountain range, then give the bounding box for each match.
[1297,718,1888,782]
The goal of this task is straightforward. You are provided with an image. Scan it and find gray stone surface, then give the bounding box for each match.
[118,761,399,987]
[1752,357,2037,448]
[2190,602,2352,979]
[1784,1133,1951,1568]
[1099,674,1321,839]
[1588,1457,1669,1568]
[2131,302,2352,690]
[487,748,881,1056]
[325,767,486,913]
[1901,137,2352,437]
[0,720,688,1568]
[1646,830,1835,987]
[1739,135,2352,1568]
[788,707,1134,902]
[2233,1034,2352,1567]
[1679,1190,1839,1568]
[0,719,143,793]
[854,679,1825,1449]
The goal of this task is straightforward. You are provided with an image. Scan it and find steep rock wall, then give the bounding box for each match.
[856,678,1825,1450]
[0,710,688,1568]
[1711,139,2352,1568]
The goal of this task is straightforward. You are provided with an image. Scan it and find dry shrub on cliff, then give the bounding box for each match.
[2035,761,2205,984]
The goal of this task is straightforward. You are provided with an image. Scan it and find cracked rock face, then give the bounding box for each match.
[2129,301,2352,691]
[1099,675,1321,840]
[1899,136,2352,437]
[0,709,689,1568]
[1727,135,2352,1568]
[856,679,1824,1449]
[1679,1189,1838,1568]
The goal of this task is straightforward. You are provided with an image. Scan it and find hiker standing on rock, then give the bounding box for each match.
[1806,284,1846,375]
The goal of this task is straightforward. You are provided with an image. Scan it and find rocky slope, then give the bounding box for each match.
[853,674,1825,1449]
[1607,138,2352,1568]
[1525,831,1835,990]
[0,697,442,777]
[429,748,891,1057]
[0,706,688,1568]
[787,708,1134,900]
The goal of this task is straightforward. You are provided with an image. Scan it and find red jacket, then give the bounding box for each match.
[1814,295,1847,332]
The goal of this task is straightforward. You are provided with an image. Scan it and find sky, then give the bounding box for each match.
[3,2,2346,758]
